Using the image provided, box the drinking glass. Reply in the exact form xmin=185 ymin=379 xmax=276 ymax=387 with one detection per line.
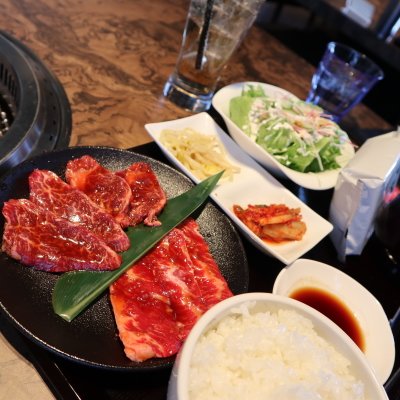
xmin=306 ymin=42 xmax=384 ymax=122
xmin=163 ymin=0 xmax=264 ymax=113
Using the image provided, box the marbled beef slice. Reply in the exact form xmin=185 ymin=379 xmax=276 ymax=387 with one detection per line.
xmin=2 ymin=199 xmax=121 ymax=272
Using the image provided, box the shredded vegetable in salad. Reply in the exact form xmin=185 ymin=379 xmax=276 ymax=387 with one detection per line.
xmin=160 ymin=128 xmax=240 ymax=181
xmin=229 ymin=85 xmax=350 ymax=173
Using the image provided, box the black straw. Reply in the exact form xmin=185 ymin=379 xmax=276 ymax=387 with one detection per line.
xmin=195 ymin=0 xmax=214 ymax=70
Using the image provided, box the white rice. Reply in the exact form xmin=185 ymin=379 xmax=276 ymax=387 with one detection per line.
xmin=189 ymin=302 xmax=365 ymax=400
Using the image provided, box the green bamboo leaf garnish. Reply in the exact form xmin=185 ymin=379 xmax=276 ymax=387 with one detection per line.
xmin=52 ymin=171 xmax=223 ymax=322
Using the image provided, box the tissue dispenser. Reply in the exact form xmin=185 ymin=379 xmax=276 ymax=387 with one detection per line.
xmin=329 ymin=131 xmax=400 ymax=261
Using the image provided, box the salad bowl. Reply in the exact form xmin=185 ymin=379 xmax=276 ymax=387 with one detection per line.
xmin=212 ymin=82 xmax=355 ymax=190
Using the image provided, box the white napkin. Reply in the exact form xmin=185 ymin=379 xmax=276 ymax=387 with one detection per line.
xmin=341 ymin=0 xmax=375 ymax=28
xmin=329 ymin=130 xmax=400 ymax=261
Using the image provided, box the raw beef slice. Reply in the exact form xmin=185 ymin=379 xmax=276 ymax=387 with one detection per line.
xmin=110 ymin=227 xmax=207 ymax=361
xmin=179 ymin=219 xmax=233 ymax=308
xmin=110 ymin=258 xmax=182 ymax=361
xmin=29 ymin=169 xmax=130 ymax=252
xmin=116 ymin=162 xmax=166 ymax=227
xmin=2 ymin=199 xmax=121 ymax=272
xmin=147 ymin=227 xmax=207 ymax=339
xmin=110 ymin=219 xmax=232 ymax=362
xmin=65 ymin=155 xmax=132 ymax=227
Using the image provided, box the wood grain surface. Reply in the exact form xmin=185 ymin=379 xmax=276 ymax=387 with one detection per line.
xmin=0 ymin=0 xmax=391 ymax=151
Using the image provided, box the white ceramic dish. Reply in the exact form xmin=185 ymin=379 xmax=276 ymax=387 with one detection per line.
xmin=272 ymin=258 xmax=395 ymax=384
xmin=167 ymin=292 xmax=389 ymax=400
xmin=212 ymin=81 xmax=355 ymax=190
xmin=145 ymin=113 xmax=333 ymax=265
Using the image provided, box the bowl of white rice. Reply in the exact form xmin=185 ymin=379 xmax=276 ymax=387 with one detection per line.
xmin=167 ymin=292 xmax=388 ymax=400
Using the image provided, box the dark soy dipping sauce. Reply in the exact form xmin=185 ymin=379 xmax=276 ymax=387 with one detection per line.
xmin=289 ymin=286 xmax=365 ymax=352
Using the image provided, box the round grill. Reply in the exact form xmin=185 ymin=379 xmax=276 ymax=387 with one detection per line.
xmin=0 ymin=31 xmax=71 ymax=175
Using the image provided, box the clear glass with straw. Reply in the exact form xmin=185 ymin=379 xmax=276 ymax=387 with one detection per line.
xmin=163 ymin=0 xmax=264 ymax=113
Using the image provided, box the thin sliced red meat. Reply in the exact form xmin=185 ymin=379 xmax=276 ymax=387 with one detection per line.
xmin=179 ymin=219 xmax=233 ymax=308
xmin=110 ymin=260 xmax=181 ymax=362
xmin=116 ymin=162 xmax=166 ymax=227
xmin=65 ymin=155 xmax=132 ymax=227
xmin=29 ymin=169 xmax=130 ymax=252
xmin=110 ymin=227 xmax=207 ymax=361
xmin=2 ymin=199 xmax=121 ymax=272
xmin=148 ymin=228 xmax=207 ymax=339
xmin=110 ymin=221 xmax=233 ymax=362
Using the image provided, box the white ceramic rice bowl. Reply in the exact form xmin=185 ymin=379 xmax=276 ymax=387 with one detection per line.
xmin=167 ymin=292 xmax=388 ymax=400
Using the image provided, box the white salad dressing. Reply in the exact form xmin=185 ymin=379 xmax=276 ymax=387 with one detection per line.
xmin=230 ymin=86 xmax=349 ymax=173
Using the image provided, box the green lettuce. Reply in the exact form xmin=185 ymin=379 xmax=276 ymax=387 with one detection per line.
xmin=229 ymin=85 xmax=345 ymax=173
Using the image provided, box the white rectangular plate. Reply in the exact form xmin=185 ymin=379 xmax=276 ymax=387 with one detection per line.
xmin=145 ymin=113 xmax=333 ymax=265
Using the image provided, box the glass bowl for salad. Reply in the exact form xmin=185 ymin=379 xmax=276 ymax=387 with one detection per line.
xmin=212 ymin=82 xmax=355 ymax=190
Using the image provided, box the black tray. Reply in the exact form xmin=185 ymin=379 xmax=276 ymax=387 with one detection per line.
xmin=1 ymin=141 xmax=399 ymax=400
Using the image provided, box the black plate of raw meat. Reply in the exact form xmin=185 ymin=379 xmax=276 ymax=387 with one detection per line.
xmin=0 ymin=146 xmax=249 ymax=371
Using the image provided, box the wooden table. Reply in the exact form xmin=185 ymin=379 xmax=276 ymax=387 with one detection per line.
xmin=0 ymin=1 xmax=397 ymax=399
xmin=0 ymin=0 xmax=391 ymax=151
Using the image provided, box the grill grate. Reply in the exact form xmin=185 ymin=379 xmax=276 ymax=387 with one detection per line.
xmin=0 ymin=31 xmax=71 ymax=175
xmin=0 ymin=53 xmax=18 ymax=135
xmin=0 ymin=109 xmax=10 ymax=136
